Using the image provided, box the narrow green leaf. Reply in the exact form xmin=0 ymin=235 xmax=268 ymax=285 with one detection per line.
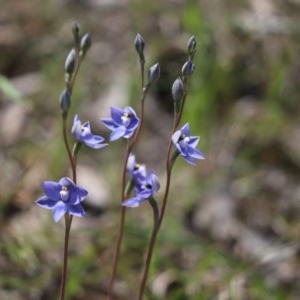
xmin=0 ymin=75 xmax=31 ymax=108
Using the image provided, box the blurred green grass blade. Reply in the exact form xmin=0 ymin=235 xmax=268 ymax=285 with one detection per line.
xmin=0 ymin=75 xmax=31 ymax=108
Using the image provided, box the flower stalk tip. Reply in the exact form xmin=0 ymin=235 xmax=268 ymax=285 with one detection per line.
xmin=134 ymin=33 xmax=145 ymax=56
xmin=187 ymin=36 xmax=196 ymax=58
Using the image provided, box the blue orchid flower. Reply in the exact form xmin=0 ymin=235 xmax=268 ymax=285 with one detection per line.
xmin=72 ymin=115 xmax=107 ymax=149
xmin=127 ymin=153 xmax=147 ymax=182
xmin=172 ymin=123 xmax=205 ymax=165
xmin=122 ymin=171 xmax=160 ymax=208
xmin=35 ymin=177 xmax=88 ymax=222
xmin=102 ymin=106 xmax=140 ymax=141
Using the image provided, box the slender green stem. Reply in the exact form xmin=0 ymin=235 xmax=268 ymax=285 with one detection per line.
xmin=141 ymin=61 xmax=145 ymax=89
xmin=60 ymin=119 xmax=77 ymax=300
xmin=137 ymin=223 xmax=157 ymax=300
xmin=137 ymin=198 xmax=159 ymax=300
xmin=175 ymin=76 xmax=190 ymax=129
xmin=60 ymin=122 xmax=75 ymax=300
xmin=137 ymin=140 xmax=174 ymax=300
xmin=67 ymin=57 xmax=83 ymax=95
xmin=108 ymin=205 xmax=126 ymax=300
xmin=137 ymin=92 xmax=183 ymax=299
xmin=60 ymin=215 xmax=73 ymax=300
xmin=59 ymin=47 xmax=83 ymax=300
xmin=62 ymin=119 xmax=76 ymax=180
xmin=107 ymin=147 xmax=130 ymax=300
xmin=107 ymin=83 xmax=150 ymax=299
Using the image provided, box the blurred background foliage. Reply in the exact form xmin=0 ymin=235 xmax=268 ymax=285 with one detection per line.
xmin=1 ymin=0 xmax=300 ymax=299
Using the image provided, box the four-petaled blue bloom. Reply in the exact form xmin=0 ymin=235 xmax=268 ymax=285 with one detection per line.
xmin=122 ymin=171 xmax=160 ymax=208
xmin=35 ymin=177 xmax=88 ymax=222
xmin=102 ymin=106 xmax=140 ymax=141
xmin=72 ymin=115 xmax=107 ymax=149
xmin=172 ymin=123 xmax=205 ymax=166
xmin=127 ymin=153 xmax=147 ymax=181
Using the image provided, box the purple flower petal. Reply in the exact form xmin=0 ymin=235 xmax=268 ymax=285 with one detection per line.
xmin=127 ymin=117 xmax=139 ymax=130
xmin=149 ymin=172 xmax=160 ymax=193
xmin=172 ymin=130 xmax=181 ymax=144
xmin=53 ymin=202 xmax=68 ymax=222
xmin=68 ymin=186 xmax=88 ymax=205
xmin=122 ymin=197 xmax=143 ymax=208
xmin=59 ymin=177 xmax=75 ymax=188
xmin=183 ymin=155 xmax=196 ymax=166
xmin=35 ymin=196 xmax=57 ymax=208
xmin=68 ymin=204 xmax=85 ymax=217
xmin=188 ymin=136 xmax=200 ymax=148
xmin=110 ymin=127 xmax=126 ymax=141
xmin=189 ymin=148 xmax=205 ymax=160
xmin=110 ymin=106 xmax=125 ymax=126
xmin=43 ymin=181 xmax=61 ymax=201
xmin=181 ymin=123 xmax=190 ymax=136
xmin=72 ymin=115 xmax=82 ymax=139
xmin=102 ymin=118 xmax=117 ymax=131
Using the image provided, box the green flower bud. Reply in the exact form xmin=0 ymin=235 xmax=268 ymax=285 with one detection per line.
xmin=64 ymin=48 xmax=77 ymax=74
xmin=80 ymin=33 xmax=92 ymax=57
xmin=148 ymin=63 xmax=160 ymax=84
xmin=172 ymin=77 xmax=184 ymax=103
xmin=60 ymin=89 xmax=71 ymax=115
xmin=134 ymin=33 xmax=145 ymax=56
xmin=72 ymin=22 xmax=80 ymax=48
xmin=181 ymin=61 xmax=195 ymax=77
xmin=187 ymin=36 xmax=196 ymax=57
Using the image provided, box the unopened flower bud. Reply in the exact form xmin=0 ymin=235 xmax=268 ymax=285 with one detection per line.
xmin=187 ymin=36 xmax=196 ymax=57
xmin=72 ymin=22 xmax=80 ymax=47
xmin=182 ymin=61 xmax=195 ymax=77
xmin=80 ymin=33 xmax=92 ymax=57
xmin=60 ymin=89 xmax=71 ymax=114
xmin=65 ymin=48 xmax=77 ymax=74
xmin=148 ymin=63 xmax=160 ymax=84
xmin=72 ymin=22 xmax=80 ymax=38
xmin=134 ymin=33 xmax=145 ymax=56
xmin=172 ymin=77 xmax=184 ymax=102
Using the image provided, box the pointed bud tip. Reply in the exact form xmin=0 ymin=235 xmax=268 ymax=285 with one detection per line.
xmin=148 ymin=63 xmax=160 ymax=84
xmin=134 ymin=33 xmax=145 ymax=55
xmin=60 ymin=89 xmax=71 ymax=113
xmin=80 ymin=33 xmax=92 ymax=56
xmin=172 ymin=77 xmax=184 ymax=102
xmin=72 ymin=22 xmax=80 ymax=36
xmin=187 ymin=36 xmax=196 ymax=56
xmin=64 ymin=48 xmax=77 ymax=74
xmin=182 ymin=61 xmax=195 ymax=77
